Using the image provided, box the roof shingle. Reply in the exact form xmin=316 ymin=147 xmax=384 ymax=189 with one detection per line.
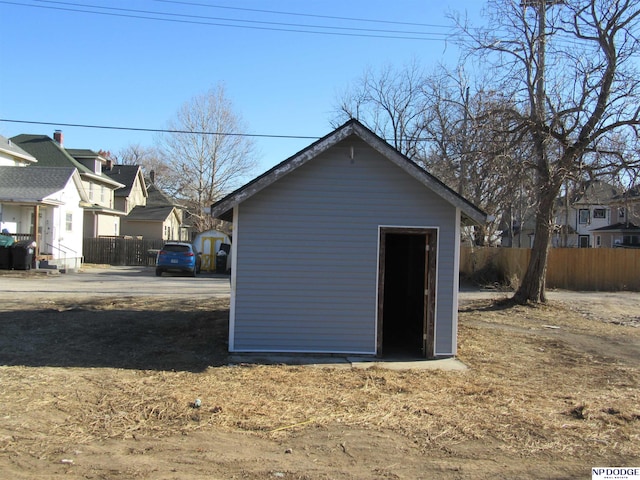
xmin=0 ymin=166 xmax=78 ymax=201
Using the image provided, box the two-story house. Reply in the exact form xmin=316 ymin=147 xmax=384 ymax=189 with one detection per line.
xmin=589 ymin=187 xmax=640 ymax=248
xmin=11 ymin=131 xmax=126 ymax=239
xmin=553 ymin=181 xmax=620 ymax=248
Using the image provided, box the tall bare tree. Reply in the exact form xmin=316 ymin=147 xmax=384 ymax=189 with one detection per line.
xmin=420 ymin=74 xmax=535 ymax=246
xmin=459 ymin=0 xmax=640 ymax=303
xmin=334 ymin=63 xmax=534 ymax=246
xmin=158 ymin=85 xmax=258 ymax=232
xmin=334 ymin=60 xmax=433 ymax=159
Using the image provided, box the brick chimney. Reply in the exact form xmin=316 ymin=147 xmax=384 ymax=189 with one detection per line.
xmin=53 ymin=130 xmax=63 ymax=146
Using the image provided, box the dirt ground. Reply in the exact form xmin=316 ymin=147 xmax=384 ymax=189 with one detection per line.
xmin=0 ymin=279 xmax=638 ymax=479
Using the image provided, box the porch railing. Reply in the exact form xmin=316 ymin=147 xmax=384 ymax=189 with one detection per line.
xmin=45 ymin=242 xmax=81 ymax=271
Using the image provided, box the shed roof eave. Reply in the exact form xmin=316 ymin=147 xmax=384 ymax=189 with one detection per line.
xmin=210 ymin=119 xmax=487 ymax=225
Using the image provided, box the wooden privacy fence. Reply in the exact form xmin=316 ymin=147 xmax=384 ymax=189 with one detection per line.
xmin=460 ymin=247 xmax=640 ymax=291
xmin=83 ymin=237 xmax=164 ymax=266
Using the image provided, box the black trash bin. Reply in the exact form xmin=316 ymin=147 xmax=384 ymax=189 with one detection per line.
xmin=215 ymin=251 xmax=227 ymax=273
xmin=11 ymin=240 xmax=36 ymax=270
xmin=0 ymin=246 xmax=11 ymax=269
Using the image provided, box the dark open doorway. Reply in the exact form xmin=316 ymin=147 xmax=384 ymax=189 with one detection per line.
xmin=377 ymin=228 xmax=436 ymax=358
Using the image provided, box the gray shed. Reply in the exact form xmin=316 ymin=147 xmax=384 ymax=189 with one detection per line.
xmin=211 ymin=120 xmax=486 ymax=358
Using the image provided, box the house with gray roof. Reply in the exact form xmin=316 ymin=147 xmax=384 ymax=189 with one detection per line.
xmin=11 ymin=132 xmax=126 ymax=239
xmin=101 ymin=163 xmax=191 ymax=241
xmin=211 ymin=119 xmax=486 ymax=358
xmin=0 ymin=165 xmax=88 ymax=270
xmin=125 ymin=180 xmax=191 ymax=241
xmin=102 ymin=164 xmax=148 ymax=214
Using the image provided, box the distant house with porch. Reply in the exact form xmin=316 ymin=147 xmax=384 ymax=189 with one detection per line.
xmin=590 ymin=222 xmax=640 ymax=248
xmin=551 ymin=181 xmax=640 ymax=248
xmin=0 ymin=134 xmax=88 ymax=269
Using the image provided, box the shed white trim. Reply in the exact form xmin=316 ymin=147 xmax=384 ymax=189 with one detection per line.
xmin=228 ymin=205 xmax=239 ymax=351
xmin=441 ymin=208 xmax=462 ymax=357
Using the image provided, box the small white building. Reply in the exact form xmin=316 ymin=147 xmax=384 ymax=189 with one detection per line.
xmin=0 ymin=166 xmax=88 ymax=270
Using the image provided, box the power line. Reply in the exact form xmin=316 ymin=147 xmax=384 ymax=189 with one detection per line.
xmin=0 ymin=118 xmax=322 ymax=140
xmin=32 ymin=0 xmax=449 ymax=36
xmin=0 ymin=118 xmax=434 ymax=144
xmin=2 ymin=0 xmax=457 ymax=41
xmin=11 ymin=116 xmax=568 ymax=154
xmin=152 ymin=0 xmax=451 ymax=29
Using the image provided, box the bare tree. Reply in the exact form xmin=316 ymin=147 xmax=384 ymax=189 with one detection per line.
xmin=420 ymin=73 xmax=536 ymax=246
xmin=334 ymin=63 xmax=534 ymax=246
xmin=334 ymin=60 xmax=433 ymax=158
xmin=458 ymin=0 xmax=640 ymax=303
xmin=111 ymin=144 xmax=176 ymax=189
xmin=157 ymin=85 xmax=258 ymax=232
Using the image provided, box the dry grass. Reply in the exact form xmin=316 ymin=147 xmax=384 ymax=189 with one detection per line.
xmin=0 ymin=296 xmax=638 ymax=465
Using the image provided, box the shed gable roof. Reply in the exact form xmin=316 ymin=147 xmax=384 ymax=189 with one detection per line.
xmin=211 ymin=119 xmax=486 ymax=224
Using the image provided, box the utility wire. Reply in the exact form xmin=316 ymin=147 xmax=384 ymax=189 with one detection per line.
xmin=152 ymin=0 xmax=451 ymax=29
xmin=0 ymin=118 xmax=322 ymax=140
xmin=31 ymin=0 xmax=449 ymax=36
xmin=3 ymin=0 xmax=456 ymax=40
xmin=0 ymin=118 xmax=433 ymax=143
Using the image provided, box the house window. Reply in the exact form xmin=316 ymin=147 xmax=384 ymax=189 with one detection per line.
xmin=65 ymin=212 xmax=73 ymax=232
xmin=623 ymin=235 xmax=640 ymax=246
xmin=100 ymin=186 xmax=105 ymax=204
xmin=619 ymin=207 xmax=626 ymax=220
xmin=593 ymin=208 xmax=606 ymax=219
xmin=88 ymin=184 xmax=94 ymax=201
xmin=596 ymin=235 xmax=601 ymax=247
xmin=578 ymin=209 xmax=590 ymax=224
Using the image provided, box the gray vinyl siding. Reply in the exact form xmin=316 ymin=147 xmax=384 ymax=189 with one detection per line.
xmin=232 ymin=137 xmax=458 ymax=354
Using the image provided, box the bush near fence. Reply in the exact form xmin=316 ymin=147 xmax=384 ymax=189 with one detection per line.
xmin=83 ymin=237 xmax=164 ymax=266
xmin=460 ymin=247 xmax=640 ymax=291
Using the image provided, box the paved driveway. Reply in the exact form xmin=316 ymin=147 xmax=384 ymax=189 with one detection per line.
xmin=0 ymin=266 xmax=231 ymax=299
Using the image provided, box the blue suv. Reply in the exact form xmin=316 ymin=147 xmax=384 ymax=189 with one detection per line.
xmin=156 ymin=242 xmax=202 ymax=277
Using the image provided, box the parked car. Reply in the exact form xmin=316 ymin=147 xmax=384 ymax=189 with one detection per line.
xmin=156 ymin=242 xmax=202 ymax=277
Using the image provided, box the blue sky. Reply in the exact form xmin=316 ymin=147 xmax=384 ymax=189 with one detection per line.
xmin=0 ymin=1 xmax=483 ymax=174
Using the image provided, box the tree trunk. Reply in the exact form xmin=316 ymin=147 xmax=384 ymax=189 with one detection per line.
xmin=513 ymin=186 xmax=557 ymax=304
